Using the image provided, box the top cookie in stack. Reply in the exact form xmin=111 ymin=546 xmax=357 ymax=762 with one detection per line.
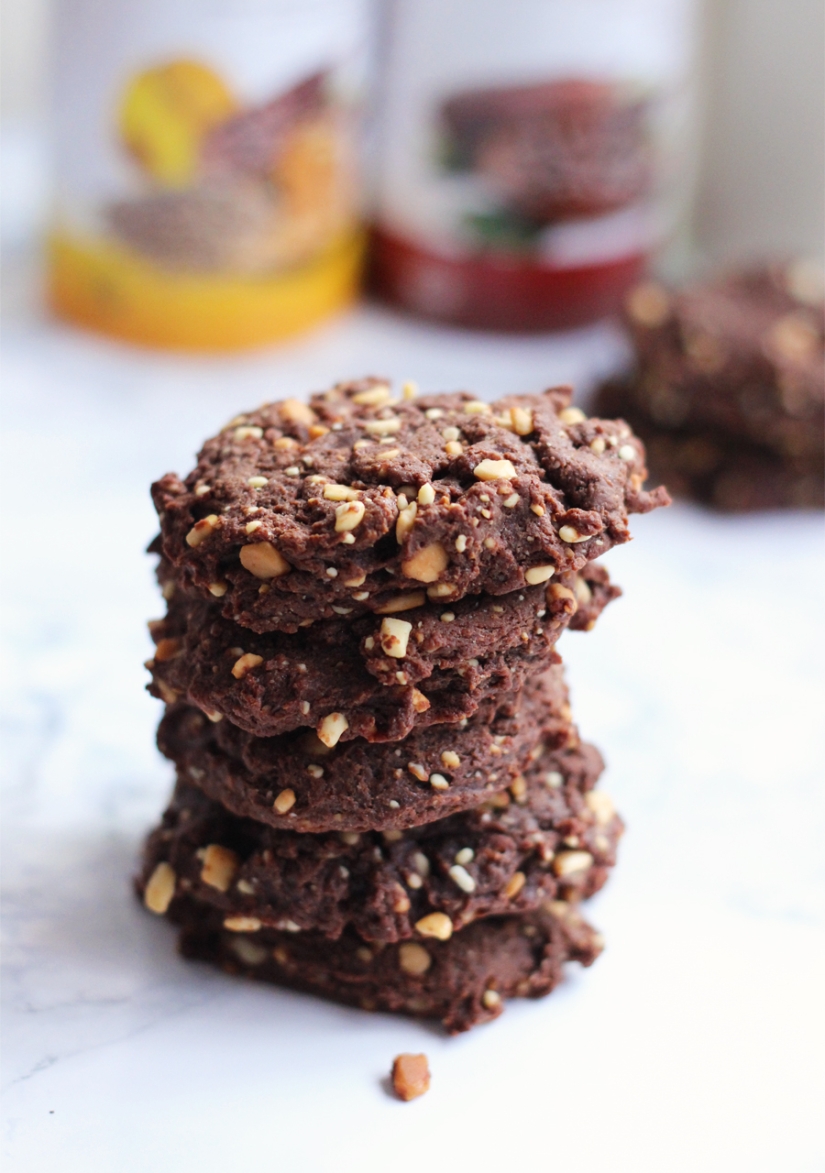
xmin=151 ymin=379 xmax=668 ymax=634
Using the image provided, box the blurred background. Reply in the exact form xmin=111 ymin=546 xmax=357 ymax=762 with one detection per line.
xmin=1 ymin=0 xmax=823 ymax=323
xmin=1 ymin=3 xmax=823 ymax=1171
xmin=2 ymin=1 xmax=823 ymax=269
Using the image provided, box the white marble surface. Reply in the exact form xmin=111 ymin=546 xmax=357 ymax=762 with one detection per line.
xmin=2 ymin=302 xmax=824 ymax=1173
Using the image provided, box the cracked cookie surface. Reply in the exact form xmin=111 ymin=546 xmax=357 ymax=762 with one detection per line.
xmin=157 ymin=665 xmax=590 ymax=832
xmin=152 ymin=380 xmax=665 ymax=631
xmin=148 ymin=565 xmax=618 ymax=743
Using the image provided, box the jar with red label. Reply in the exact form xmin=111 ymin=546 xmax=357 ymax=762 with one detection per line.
xmin=369 ymin=0 xmax=698 ymax=331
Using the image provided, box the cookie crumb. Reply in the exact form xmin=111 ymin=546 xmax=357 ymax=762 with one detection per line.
xmin=391 ymin=1053 xmax=431 ymax=1101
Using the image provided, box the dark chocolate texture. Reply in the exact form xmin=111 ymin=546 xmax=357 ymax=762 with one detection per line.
xmin=155 ymin=895 xmax=604 ymax=1033
xmin=138 ymin=743 xmax=619 ymax=942
xmin=147 ymin=565 xmax=618 ymax=743
xmin=157 ymin=665 xmax=596 ymax=832
xmin=151 ymin=380 xmax=666 ymax=632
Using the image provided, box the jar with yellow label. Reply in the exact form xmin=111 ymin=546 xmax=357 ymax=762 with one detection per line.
xmin=49 ymin=0 xmax=368 ymax=350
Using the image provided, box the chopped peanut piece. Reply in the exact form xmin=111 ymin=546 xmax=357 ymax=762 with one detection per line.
xmin=463 ymin=400 xmax=491 ymax=414
xmin=380 ymin=617 xmax=412 ymax=659
xmin=280 ymin=398 xmax=317 ymax=427
xmin=426 ymin=584 xmax=455 ymax=602
xmin=558 ymin=525 xmax=590 ymax=543
xmin=374 ymin=592 xmax=426 ymax=614
xmin=510 ymin=774 xmax=527 ymax=803
xmin=231 ymin=937 xmax=268 ymax=966
xmin=273 ymin=788 xmax=296 ymax=814
xmin=240 ymin=542 xmax=290 ymax=579
xmin=317 ymin=712 xmax=349 ymax=747
xmin=363 ymin=416 xmax=402 ymax=435
xmin=402 ymin=542 xmax=448 ymax=583
xmin=548 ymin=583 xmax=577 ymax=611
xmin=391 ymin=1053 xmax=431 ymax=1101
xmin=144 ymin=862 xmax=175 ymax=914
xmin=573 ymin=576 xmax=593 ymax=604
xmin=185 ymin=515 xmax=220 ymax=547
xmin=415 ymin=912 xmax=453 ymax=940
xmin=411 ymin=689 xmax=431 ymax=713
xmin=417 ymin=483 xmax=436 ymax=506
xmin=352 ymin=384 xmax=391 ymax=406
xmin=559 ymin=406 xmax=587 ymax=425
xmin=396 ymin=501 xmax=417 ymax=542
xmin=335 ymin=500 xmax=366 ymax=532
xmin=553 ymin=850 xmax=594 ymax=877
xmin=153 ymin=638 xmax=181 ymax=662
xmin=155 ymin=680 xmax=180 ymax=705
xmin=510 ymin=407 xmax=533 ymax=435
xmin=474 ymin=459 xmax=517 ymax=481
xmin=223 ymin=916 xmax=262 ymax=932
xmin=323 ymin=483 xmax=360 ymax=501
xmin=585 ymin=791 xmax=615 ymax=825
xmin=398 ymin=943 xmax=432 ymax=976
xmin=392 ymin=886 xmax=411 ymax=913
xmin=504 ymin=871 xmax=526 ymax=899
xmin=448 ymin=864 xmax=475 ymax=892
xmin=232 ymin=653 xmax=263 ymax=679
xmin=524 ymin=564 xmax=555 ymax=585
xmin=200 ymin=844 xmax=238 ymax=892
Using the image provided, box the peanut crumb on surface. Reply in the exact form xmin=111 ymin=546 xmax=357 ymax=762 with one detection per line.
xmin=391 ymin=1053 xmax=431 ymax=1101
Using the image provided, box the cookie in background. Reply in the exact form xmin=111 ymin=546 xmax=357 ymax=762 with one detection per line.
xmin=595 ymin=261 xmax=825 ymax=510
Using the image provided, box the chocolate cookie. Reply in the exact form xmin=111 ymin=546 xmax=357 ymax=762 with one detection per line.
xmin=151 ymin=380 xmax=666 ymax=632
xmin=157 ymin=894 xmax=604 ymax=1032
xmin=631 ymin=428 xmax=825 ymax=511
xmin=596 ymin=263 xmax=824 ymax=509
xmin=138 ymin=743 xmax=619 ymax=942
xmin=147 ymin=564 xmax=618 ymax=743
xmin=157 ymin=665 xmax=592 ymax=832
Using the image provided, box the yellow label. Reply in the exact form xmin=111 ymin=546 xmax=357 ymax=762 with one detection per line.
xmin=48 ymin=230 xmax=364 ymax=352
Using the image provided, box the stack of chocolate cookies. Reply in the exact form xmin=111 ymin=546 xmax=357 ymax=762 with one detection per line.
xmin=596 ymin=263 xmax=825 ymax=511
xmin=138 ymin=379 xmax=667 ymax=1031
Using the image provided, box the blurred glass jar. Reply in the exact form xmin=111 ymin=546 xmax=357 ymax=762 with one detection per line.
xmin=48 ymin=0 xmax=369 ymax=351
xmin=369 ymin=0 xmax=699 ymax=331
